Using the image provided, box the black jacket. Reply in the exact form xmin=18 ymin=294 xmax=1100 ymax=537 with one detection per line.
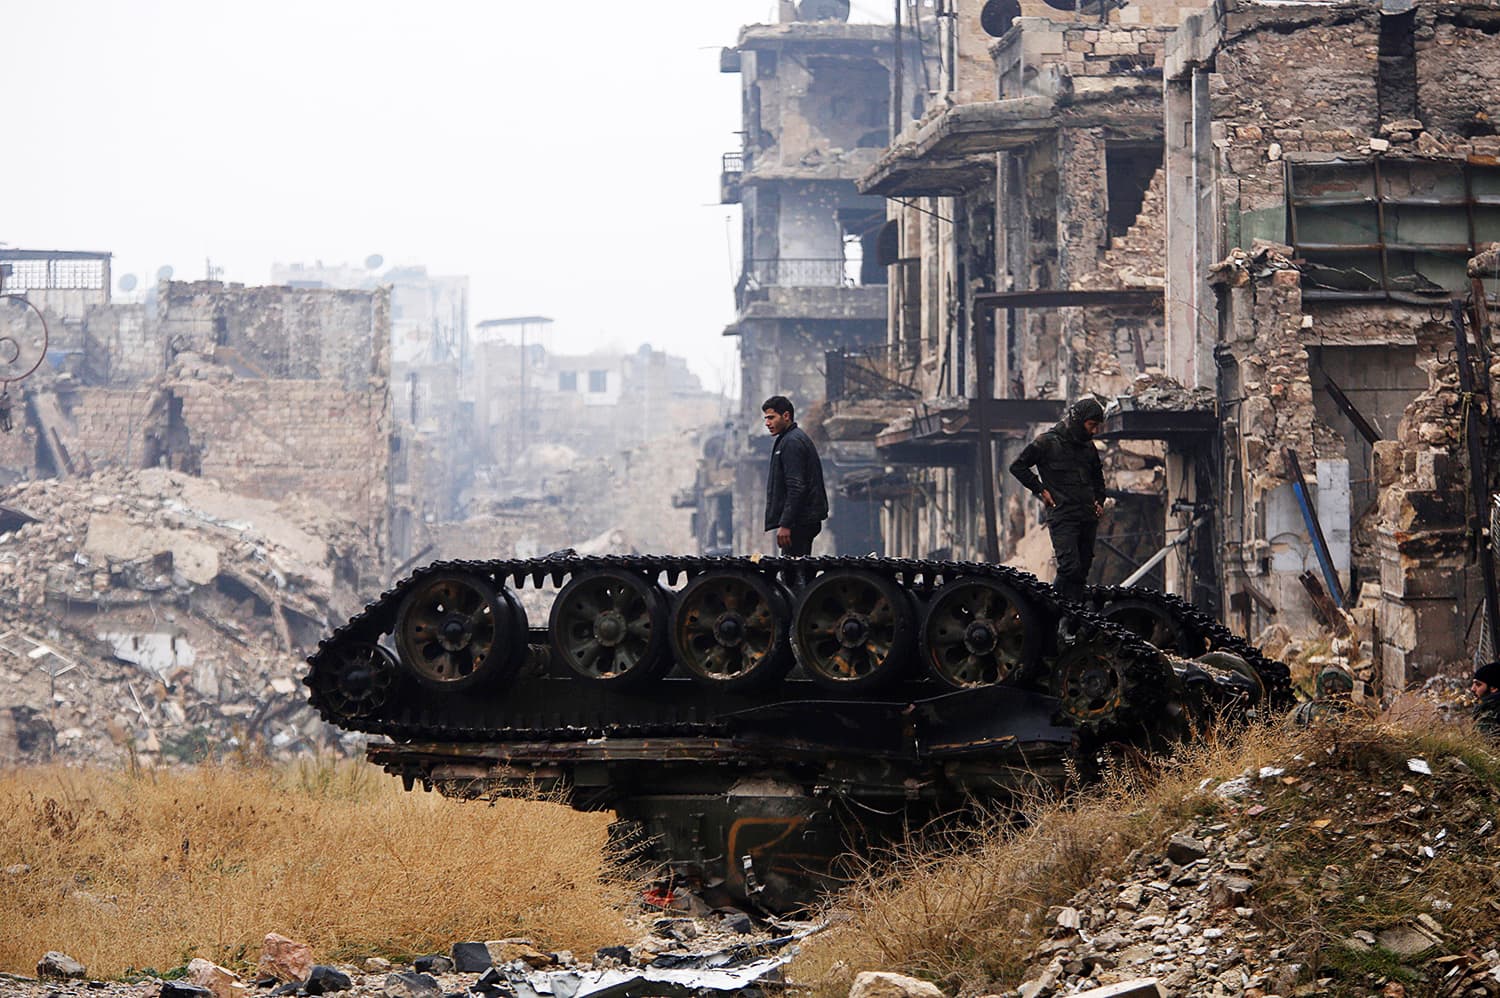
xmin=1475 ymin=692 xmax=1500 ymax=735
xmin=764 ymin=424 xmax=829 ymax=530
xmin=1009 ymin=408 xmax=1105 ymax=524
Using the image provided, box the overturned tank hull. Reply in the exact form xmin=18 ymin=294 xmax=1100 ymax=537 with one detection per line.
xmin=306 ymin=555 xmax=1290 ymax=910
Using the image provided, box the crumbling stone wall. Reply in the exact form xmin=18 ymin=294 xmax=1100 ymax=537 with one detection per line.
xmin=1371 ymin=325 xmax=1474 ymax=685
xmin=58 ymin=387 xmax=163 ymax=471
xmin=1415 ymin=14 xmax=1500 ymax=137
xmin=1212 ymin=256 xmax=1347 ymax=632
xmin=156 ymin=281 xmax=388 ymax=391
xmin=169 ymin=378 xmax=389 ymax=555
xmin=737 ymin=24 xmax=894 ymax=179
xmin=81 ymin=304 xmax=158 ymax=385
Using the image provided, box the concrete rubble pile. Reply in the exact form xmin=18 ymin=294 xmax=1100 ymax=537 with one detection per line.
xmin=1010 ymin=729 xmax=1500 ymax=997
xmin=0 ymin=468 xmax=381 ymax=766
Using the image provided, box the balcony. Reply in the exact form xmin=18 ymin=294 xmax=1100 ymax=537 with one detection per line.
xmin=732 ymin=257 xmax=887 ymax=321
xmin=720 ymin=151 xmax=744 ymax=204
xmin=743 ymin=257 xmax=850 ymax=287
xmin=826 ymin=345 xmax=919 ymax=403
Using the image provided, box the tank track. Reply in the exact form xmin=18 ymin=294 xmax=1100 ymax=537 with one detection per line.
xmin=306 ymin=554 xmax=1280 ymax=744
xmin=1085 ymin=584 xmax=1294 ymax=707
xmin=306 ymin=554 xmax=1288 ymax=911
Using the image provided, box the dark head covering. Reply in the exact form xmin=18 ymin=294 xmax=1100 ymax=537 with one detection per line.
xmin=1316 ymin=666 xmax=1354 ymax=697
xmin=1061 ymin=397 xmax=1105 ymax=438
xmin=1475 ymin=660 xmax=1500 ymax=687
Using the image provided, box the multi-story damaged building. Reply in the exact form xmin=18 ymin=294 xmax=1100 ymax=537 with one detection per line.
xmin=847 ymin=0 xmax=1187 ymax=577
xmin=1161 ymin=0 xmax=1500 ymax=685
xmin=695 ymin=2 xmax=911 ymax=557
xmin=825 ymin=0 xmax=1499 ymax=688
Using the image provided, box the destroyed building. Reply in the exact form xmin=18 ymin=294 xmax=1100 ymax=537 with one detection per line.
xmin=770 ymin=0 xmax=1500 ymax=689
xmin=0 ymin=249 xmax=723 ymax=763
xmin=688 ymin=1 xmax=913 ymax=556
xmin=1162 ymin=0 xmax=1500 ymax=686
xmin=271 ymin=259 xmax=474 ymax=556
xmin=831 ymin=0 xmax=1190 ymax=578
xmin=0 ymin=254 xmax=393 ymax=564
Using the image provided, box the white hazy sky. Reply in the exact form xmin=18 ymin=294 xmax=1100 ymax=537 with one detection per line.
xmin=1 ymin=1 xmax=891 ymax=396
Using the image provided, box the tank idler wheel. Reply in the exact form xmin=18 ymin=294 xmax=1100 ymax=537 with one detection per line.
xmin=671 ymin=569 xmax=794 ymax=692
xmin=921 ymin=577 xmax=1041 ymax=689
xmin=791 ymin=569 xmax=915 ymax=693
xmin=1095 ymin=595 xmax=1202 ymax=656
xmin=1050 ymin=626 xmax=1130 ymax=730
xmin=312 ymin=641 xmax=398 ymax=717
xmin=1197 ymin=649 xmax=1266 ymax=706
xmin=550 ymin=568 xmax=670 ymax=688
xmin=394 ymin=572 xmax=527 ymax=692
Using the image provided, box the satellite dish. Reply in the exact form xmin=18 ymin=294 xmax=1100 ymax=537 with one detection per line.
xmin=118 ymin=274 xmax=139 ymax=292
xmin=365 ymin=254 xmax=384 ymax=270
xmin=982 ymin=0 xmax=1022 ymax=35
xmin=156 ymin=265 xmax=175 ymax=282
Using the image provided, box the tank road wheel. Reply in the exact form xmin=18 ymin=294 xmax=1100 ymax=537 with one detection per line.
xmin=670 ymin=569 xmax=794 ymax=692
xmin=310 ymin=641 xmax=398 ymax=718
xmin=791 ymin=569 xmax=915 ymax=693
xmin=394 ymin=572 xmax=526 ymax=693
xmin=1096 ymin=596 xmax=1200 ymax=655
xmin=1197 ymin=649 xmax=1265 ymax=706
xmin=921 ymin=577 xmax=1041 ymax=689
xmin=1050 ymin=625 xmax=1130 ymax=730
xmin=550 ymin=569 xmax=670 ymax=688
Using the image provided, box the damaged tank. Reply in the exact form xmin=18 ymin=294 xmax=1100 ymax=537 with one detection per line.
xmin=305 ymin=554 xmax=1291 ymax=910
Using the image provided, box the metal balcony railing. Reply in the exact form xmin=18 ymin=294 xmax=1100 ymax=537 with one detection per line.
xmin=826 ymin=344 xmax=921 ymax=402
xmin=744 ymin=258 xmax=851 ymax=288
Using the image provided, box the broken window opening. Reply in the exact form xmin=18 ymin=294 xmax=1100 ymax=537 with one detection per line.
xmin=1377 ymin=10 xmax=1417 ymax=124
xmin=1288 ymin=159 xmax=1500 ymax=299
xmin=558 ymin=371 xmax=577 ymax=392
xmin=1105 ymin=143 xmax=1163 ymax=245
xmin=587 ymin=370 xmax=608 ymax=393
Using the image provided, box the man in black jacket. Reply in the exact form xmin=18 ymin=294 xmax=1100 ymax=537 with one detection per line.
xmin=1009 ymin=397 xmax=1107 ymax=602
xmin=763 ymin=395 xmax=829 ymax=556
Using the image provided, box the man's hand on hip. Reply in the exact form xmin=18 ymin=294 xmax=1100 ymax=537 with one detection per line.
xmin=1040 ymin=489 xmax=1056 ymax=508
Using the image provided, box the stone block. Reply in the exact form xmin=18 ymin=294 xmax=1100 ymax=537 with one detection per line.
xmin=305 ymin=966 xmax=353 ymax=995
xmin=849 ymin=971 xmax=946 ymax=998
xmin=1073 ymin=981 xmax=1165 ymax=998
xmin=258 ymin=933 xmax=314 ymax=983
xmin=451 ymin=942 xmax=493 ymax=973
xmin=185 ymin=958 xmax=247 ymax=998
xmin=382 ymin=973 xmax=441 ymax=998
xmin=1166 ymin=832 xmax=1207 ymax=864
xmin=37 ymin=952 xmax=86 ymax=980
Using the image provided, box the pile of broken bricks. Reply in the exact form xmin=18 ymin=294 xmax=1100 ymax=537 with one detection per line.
xmin=0 ymin=468 xmax=380 ymax=766
xmin=1006 ymin=748 xmax=1500 ymax=997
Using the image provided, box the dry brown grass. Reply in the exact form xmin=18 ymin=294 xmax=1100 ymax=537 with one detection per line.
xmin=793 ymin=719 xmax=1309 ymax=997
xmin=0 ymin=757 xmax=637 ymax=979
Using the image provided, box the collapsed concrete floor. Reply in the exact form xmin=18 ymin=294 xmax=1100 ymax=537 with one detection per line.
xmin=0 ymin=469 xmax=382 ymax=766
